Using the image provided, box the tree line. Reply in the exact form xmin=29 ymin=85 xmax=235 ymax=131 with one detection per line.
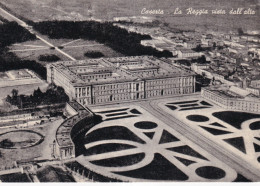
xmin=0 ymin=22 xmax=46 ymax=79
xmin=0 ymin=22 xmax=36 ymax=48
xmin=6 ymin=84 xmax=69 ymax=109
xmin=38 ymin=54 xmax=60 ymax=62
xmin=32 ymin=21 xmax=173 ymax=58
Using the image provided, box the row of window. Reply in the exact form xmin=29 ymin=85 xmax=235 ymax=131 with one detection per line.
xmin=146 ymin=78 xmax=193 ymax=85
xmin=203 ymin=91 xmax=260 ymax=112
xmin=146 ymin=84 xmax=193 ymax=90
xmin=81 ymin=73 xmax=112 ymax=80
xmin=94 ymin=93 xmax=144 ymax=103
xmin=93 ymin=83 xmax=143 ymax=91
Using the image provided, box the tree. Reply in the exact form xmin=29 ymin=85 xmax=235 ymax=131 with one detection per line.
xmin=237 ymin=28 xmax=244 ymax=36
xmin=38 ymin=54 xmax=60 ymax=62
xmin=32 ymin=21 xmax=173 ymax=58
xmin=11 ymin=89 xmax=18 ymax=98
xmin=5 ymin=95 xmax=11 ymax=103
xmin=194 ymin=44 xmax=203 ymax=52
xmin=33 ymin=87 xmax=43 ymax=98
xmin=197 ymin=55 xmax=207 ymax=64
xmin=84 ymin=51 xmax=104 ymax=58
xmin=202 ymin=72 xmax=206 ymax=79
xmin=0 ymin=139 xmax=14 ymax=148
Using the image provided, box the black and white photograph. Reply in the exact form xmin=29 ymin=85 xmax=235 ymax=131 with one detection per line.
xmin=0 ymin=0 xmax=259 ymax=183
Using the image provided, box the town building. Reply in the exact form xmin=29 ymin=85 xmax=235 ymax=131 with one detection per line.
xmin=47 ymin=56 xmax=196 ymax=106
xmin=191 ymin=63 xmax=210 ymax=74
xmin=177 ymin=49 xmax=202 ymax=58
xmin=201 ymin=85 xmax=260 ymax=113
xmin=141 ymin=39 xmax=175 ymax=52
xmin=251 ymin=80 xmax=260 ymax=88
xmin=0 ymin=109 xmax=49 ymax=129
xmin=183 ymin=41 xmax=199 ymax=49
xmin=246 ymin=87 xmax=260 ymax=96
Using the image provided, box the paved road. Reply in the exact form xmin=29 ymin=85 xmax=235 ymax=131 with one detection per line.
xmin=138 ymin=99 xmax=260 ymax=181
xmin=0 ymin=7 xmax=76 ymax=61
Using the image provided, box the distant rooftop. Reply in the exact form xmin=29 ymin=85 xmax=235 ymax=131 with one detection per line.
xmin=204 ymin=85 xmax=260 ymax=100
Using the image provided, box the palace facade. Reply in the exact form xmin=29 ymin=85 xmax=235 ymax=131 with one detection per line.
xmin=47 ymin=56 xmax=195 ymax=105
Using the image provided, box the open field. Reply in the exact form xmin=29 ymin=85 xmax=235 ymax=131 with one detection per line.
xmin=61 ymin=39 xmax=123 ymax=60
xmin=8 ymin=38 xmax=123 ymax=63
xmin=1 ymin=0 xmax=259 ymax=31
xmin=8 ymin=39 xmax=71 ymax=63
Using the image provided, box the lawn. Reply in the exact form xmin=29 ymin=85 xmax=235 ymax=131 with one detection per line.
xmin=159 ymin=130 xmax=179 ymax=144
xmin=84 ymin=143 xmax=135 ymax=156
xmin=129 ymin=109 xmax=142 ymax=115
xmin=105 ymin=115 xmax=137 ymax=121
xmin=169 ymin=100 xmax=198 ymax=105
xmin=62 ymin=39 xmax=123 ymax=60
xmin=105 ymin=112 xmax=128 ymax=117
xmin=167 ymin=145 xmax=208 ymax=160
xmin=186 ymin=115 xmax=209 ymax=122
xmin=212 ymin=111 xmax=260 ymax=130
xmin=134 ymin=121 xmax=158 ymax=129
xmin=224 ymin=137 xmax=246 ymax=153
xmin=91 ymin=153 xmax=145 ymax=167
xmin=9 ymin=38 xmax=123 ymax=64
xmin=200 ymin=126 xmax=232 ymax=136
xmin=179 ymin=106 xmax=209 ymax=111
xmin=179 ymin=104 xmax=199 ymax=108
xmin=165 ymin=105 xmax=177 ymax=111
xmin=8 ymin=39 xmax=70 ymax=64
xmin=84 ymin=126 xmax=145 ymax=144
xmin=249 ymin=121 xmax=260 ymax=130
xmin=195 ymin=166 xmax=226 ymax=179
xmin=114 ymin=153 xmax=188 ymax=181
xmin=97 ymin=108 xmax=129 ymax=114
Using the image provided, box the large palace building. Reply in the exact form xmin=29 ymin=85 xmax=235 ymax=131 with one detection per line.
xmin=47 ymin=56 xmax=195 ymax=105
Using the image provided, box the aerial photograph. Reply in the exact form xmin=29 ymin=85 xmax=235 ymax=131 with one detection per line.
xmin=0 ymin=0 xmax=259 ymax=183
